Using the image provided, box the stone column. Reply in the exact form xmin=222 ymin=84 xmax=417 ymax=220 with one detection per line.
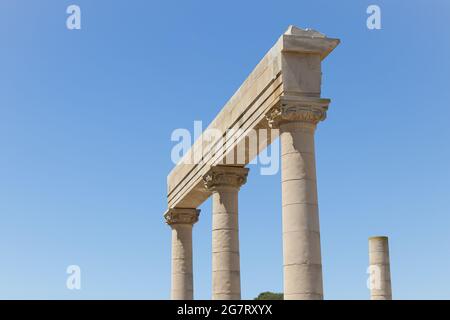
xmin=203 ymin=165 xmax=249 ymax=300
xmin=267 ymin=97 xmax=329 ymax=300
xmin=369 ymin=236 xmax=392 ymax=300
xmin=164 ymin=208 xmax=200 ymax=300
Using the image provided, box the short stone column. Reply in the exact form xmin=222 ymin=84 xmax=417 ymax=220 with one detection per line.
xmin=164 ymin=208 xmax=200 ymax=300
xmin=368 ymin=236 xmax=392 ymax=300
xmin=203 ymin=165 xmax=249 ymax=300
xmin=267 ymin=98 xmax=329 ymax=300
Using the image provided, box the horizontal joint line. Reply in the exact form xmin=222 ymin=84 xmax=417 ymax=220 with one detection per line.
xmin=281 ymin=151 xmax=315 ymax=157
xmin=282 ymin=177 xmax=316 ymax=183
xmin=282 ymin=202 xmax=318 ymax=207
xmin=284 ymin=263 xmax=322 ymax=267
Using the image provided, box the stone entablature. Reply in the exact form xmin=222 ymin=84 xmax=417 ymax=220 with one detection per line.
xmin=167 ymin=26 xmax=339 ymax=210
xmin=163 ymin=25 xmax=351 ymax=301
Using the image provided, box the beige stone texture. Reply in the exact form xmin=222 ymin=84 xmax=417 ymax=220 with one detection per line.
xmin=165 ymin=208 xmax=199 ymax=300
xmin=167 ymin=26 xmax=339 ymax=210
xmin=164 ymin=25 xmax=340 ymax=301
xmin=203 ymin=166 xmax=249 ymax=300
xmin=369 ymin=236 xmax=392 ymax=300
xmin=278 ymin=120 xmax=324 ymax=300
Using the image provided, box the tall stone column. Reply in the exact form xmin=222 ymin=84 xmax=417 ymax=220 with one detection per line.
xmin=368 ymin=236 xmax=392 ymax=300
xmin=164 ymin=208 xmax=200 ymax=300
xmin=203 ymin=165 xmax=249 ymax=300
xmin=267 ymin=97 xmax=329 ymax=300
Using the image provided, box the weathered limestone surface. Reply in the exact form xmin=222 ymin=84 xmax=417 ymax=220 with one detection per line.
xmin=165 ymin=25 xmax=340 ymax=301
xmin=165 ymin=208 xmax=200 ymax=300
xmin=167 ymin=26 xmax=339 ymax=210
xmin=267 ymin=98 xmax=328 ymax=300
xmin=369 ymin=236 xmax=392 ymax=300
xmin=203 ymin=166 xmax=249 ymax=300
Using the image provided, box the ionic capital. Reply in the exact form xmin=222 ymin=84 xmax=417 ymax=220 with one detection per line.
xmin=203 ymin=166 xmax=249 ymax=192
xmin=164 ymin=208 xmax=200 ymax=226
xmin=266 ymin=96 xmax=330 ymax=128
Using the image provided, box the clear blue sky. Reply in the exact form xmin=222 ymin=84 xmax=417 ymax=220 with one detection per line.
xmin=1 ymin=0 xmax=449 ymax=299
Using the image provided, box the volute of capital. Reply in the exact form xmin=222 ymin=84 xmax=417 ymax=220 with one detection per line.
xmin=266 ymin=97 xmax=330 ymax=128
xmin=164 ymin=208 xmax=200 ymax=226
xmin=203 ymin=166 xmax=249 ymax=191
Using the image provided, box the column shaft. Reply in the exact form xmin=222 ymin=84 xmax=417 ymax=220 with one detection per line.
xmin=171 ymin=224 xmax=194 ymax=300
xmin=369 ymin=236 xmax=392 ymax=300
xmin=212 ymin=188 xmax=240 ymax=300
xmin=165 ymin=208 xmax=199 ymax=300
xmin=204 ymin=165 xmax=248 ymax=300
xmin=280 ymin=121 xmax=323 ymax=300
